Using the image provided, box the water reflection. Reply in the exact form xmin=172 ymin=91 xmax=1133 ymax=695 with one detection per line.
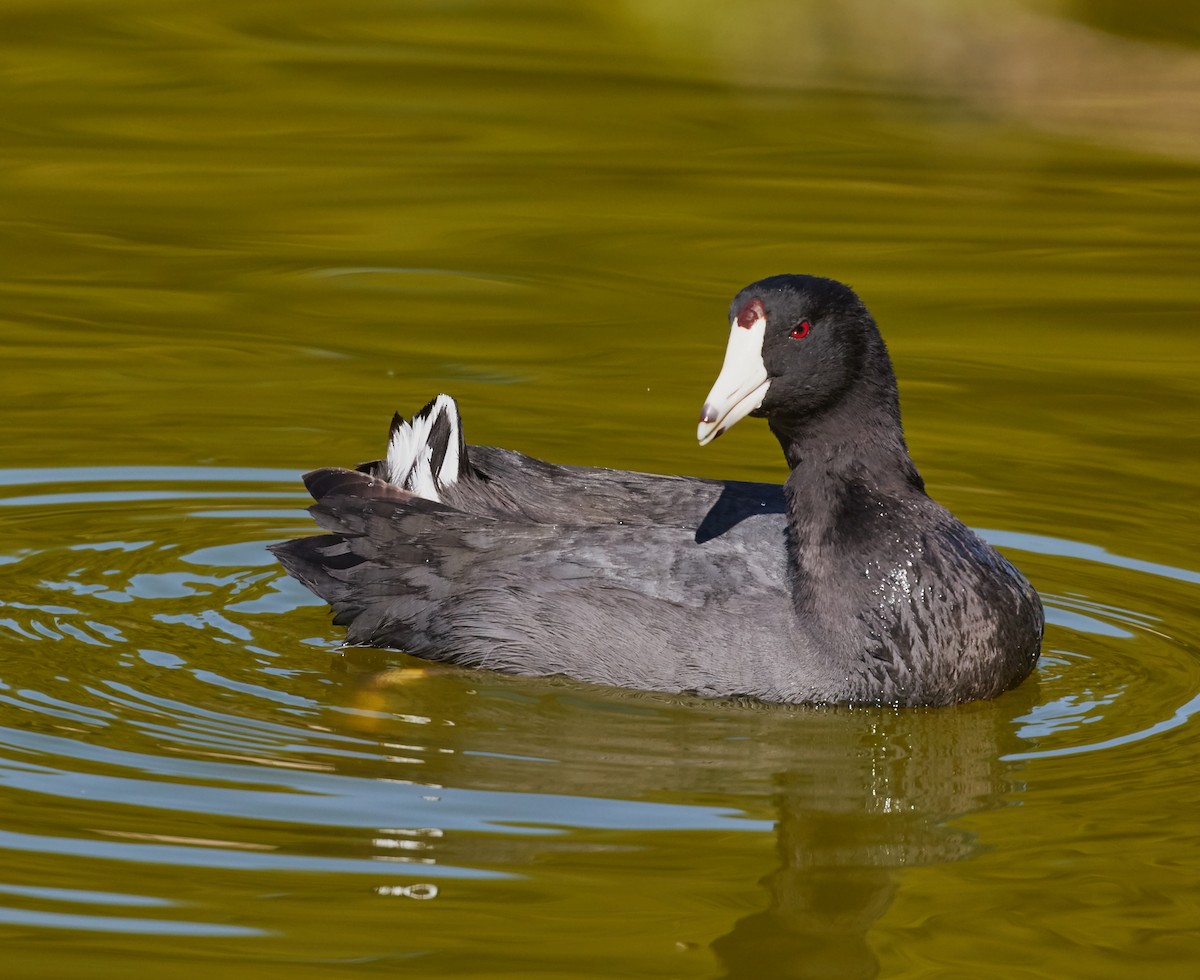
xmin=339 ymin=655 xmax=1038 ymax=977
xmin=1 ymin=0 xmax=1198 ymax=970
xmin=0 ymin=449 xmax=1197 ymax=969
xmin=714 ymin=703 xmax=1029 ymax=978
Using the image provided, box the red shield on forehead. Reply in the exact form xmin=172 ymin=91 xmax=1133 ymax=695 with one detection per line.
xmin=736 ymin=299 xmax=764 ymax=329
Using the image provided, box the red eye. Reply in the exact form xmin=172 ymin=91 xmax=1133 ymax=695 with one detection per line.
xmin=790 ymin=320 xmax=811 ymax=340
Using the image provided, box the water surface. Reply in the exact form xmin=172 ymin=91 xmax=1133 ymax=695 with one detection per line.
xmin=2 ymin=1 xmax=1199 ymax=977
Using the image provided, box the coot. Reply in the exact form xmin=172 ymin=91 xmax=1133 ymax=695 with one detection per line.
xmin=272 ymin=275 xmax=1043 ymax=706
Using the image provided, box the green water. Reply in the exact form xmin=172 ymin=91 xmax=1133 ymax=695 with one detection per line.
xmin=3 ymin=1 xmax=1200 ymax=976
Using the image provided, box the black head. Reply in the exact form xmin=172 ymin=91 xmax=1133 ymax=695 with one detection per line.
xmin=699 ymin=274 xmax=899 ymax=447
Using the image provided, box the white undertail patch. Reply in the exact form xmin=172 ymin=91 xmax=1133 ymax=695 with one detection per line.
xmin=384 ymin=394 xmax=463 ymax=502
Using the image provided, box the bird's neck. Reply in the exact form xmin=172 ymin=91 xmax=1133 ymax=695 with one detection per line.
xmin=773 ymin=370 xmax=922 ymax=498
xmin=774 ymin=376 xmax=928 ymax=613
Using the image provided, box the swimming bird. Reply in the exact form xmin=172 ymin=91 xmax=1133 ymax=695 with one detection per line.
xmin=271 ymin=275 xmax=1043 ymax=706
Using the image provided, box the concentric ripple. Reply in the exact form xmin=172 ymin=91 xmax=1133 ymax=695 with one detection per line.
xmin=0 ymin=466 xmax=1197 ymax=954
